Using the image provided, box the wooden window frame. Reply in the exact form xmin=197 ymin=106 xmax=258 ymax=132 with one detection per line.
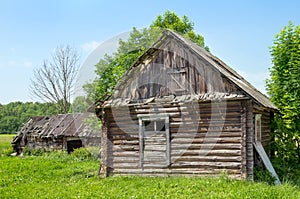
xmin=254 ymin=114 xmax=262 ymax=143
xmin=137 ymin=113 xmax=170 ymax=168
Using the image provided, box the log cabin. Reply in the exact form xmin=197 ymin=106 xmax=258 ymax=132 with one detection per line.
xmin=12 ymin=113 xmax=101 ymax=154
xmin=97 ymin=30 xmax=278 ymax=181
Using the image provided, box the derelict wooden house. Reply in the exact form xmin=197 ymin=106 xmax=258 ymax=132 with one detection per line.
xmin=97 ymin=30 xmax=278 ymax=180
xmin=12 ymin=113 xmax=101 ymax=153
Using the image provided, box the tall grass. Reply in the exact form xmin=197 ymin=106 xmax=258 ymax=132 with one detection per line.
xmin=0 ymin=134 xmax=15 ymax=156
xmin=0 ymin=134 xmax=299 ymax=199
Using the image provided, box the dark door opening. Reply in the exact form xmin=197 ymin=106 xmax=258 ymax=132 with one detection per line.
xmin=67 ymin=139 xmax=82 ymax=153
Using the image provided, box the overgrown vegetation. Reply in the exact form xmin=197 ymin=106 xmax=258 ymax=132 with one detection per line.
xmin=0 ymin=135 xmax=299 ymax=198
xmin=254 ymin=167 xmax=277 ymax=185
xmin=266 ymin=21 xmax=300 ymax=185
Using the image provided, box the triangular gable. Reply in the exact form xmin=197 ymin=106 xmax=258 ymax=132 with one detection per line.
xmin=167 ymin=30 xmax=276 ymax=110
xmin=109 ymin=30 xmax=276 ymax=110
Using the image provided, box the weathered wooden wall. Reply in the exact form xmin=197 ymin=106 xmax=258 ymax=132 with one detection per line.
xmin=253 ymin=106 xmax=272 ymax=157
xmin=114 ymin=37 xmax=243 ymax=100
xmin=101 ymin=99 xmax=252 ymax=178
xmin=27 ymin=136 xmax=64 ymax=150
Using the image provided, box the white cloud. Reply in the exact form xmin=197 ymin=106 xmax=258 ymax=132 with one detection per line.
xmin=81 ymin=41 xmax=100 ymax=52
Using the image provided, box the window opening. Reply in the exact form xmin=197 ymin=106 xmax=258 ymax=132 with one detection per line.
xmin=137 ymin=114 xmax=170 ymax=168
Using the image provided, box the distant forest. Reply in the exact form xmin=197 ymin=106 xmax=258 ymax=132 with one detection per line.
xmin=0 ymin=102 xmax=59 ymax=134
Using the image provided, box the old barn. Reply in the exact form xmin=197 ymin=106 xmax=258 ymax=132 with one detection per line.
xmin=12 ymin=113 xmax=101 ymax=153
xmin=97 ymin=30 xmax=278 ymax=181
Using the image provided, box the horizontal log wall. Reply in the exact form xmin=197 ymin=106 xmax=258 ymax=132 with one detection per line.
xmin=27 ymin=136 xmax=64 ymax=151
xmin=103 ymin=100 xmax=247 ymax=178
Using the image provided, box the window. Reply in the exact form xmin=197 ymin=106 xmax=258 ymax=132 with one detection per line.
xmin=137 ymin=114 xmax=170 ymax=168
xmin=255 ymin=114 xmax=262 ymax=143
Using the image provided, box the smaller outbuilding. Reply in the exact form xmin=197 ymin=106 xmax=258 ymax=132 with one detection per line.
xmin=12 ymin=113 xmax=101 ymax=154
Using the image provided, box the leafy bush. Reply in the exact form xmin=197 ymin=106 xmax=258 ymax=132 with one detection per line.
xmin=254 ymin=166 xmax=277 ymax=185
xmin=23 ymin=147 xmax=47 ymax=156
xmin=70 ymin=147 xmax=97 ymax=161
xmin=267 ymin=22 xmax=300 ymax=186
xmin=272 ymin=157 xmax=300 ymax=186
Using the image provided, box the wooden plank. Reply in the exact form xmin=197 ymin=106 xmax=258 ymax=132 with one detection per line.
xmin=112 ymin=168 xmax=241 ymax=175
xmin=166 ymin=116 xmax=171 ymax=166
xmin=172 ymin=149 xmax=241 ymax=156
xmin=100 ymin=109 xmax=109 ymax=177
xmin=171 ymin=161 xmax=241 ymax=168
xmin=253 ymin=142 xmax=281 ymax=185
xmin=172 ymin=156 xmax=242 ymax=162
xmin=171 ymin=137 xmax=241 ymax=144
xmin=244 ymin=100 xmax=254 ymax=180
xmin=171 ymin=143 xmax=241 ymax=150
xmin=240 ymin=101 xmax=247 ymax=179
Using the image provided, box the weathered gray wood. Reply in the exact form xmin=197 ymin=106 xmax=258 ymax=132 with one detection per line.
xmin=240 ymin=101 xmax=247 ymax=179
xmin=100 ymin=110 xmax=109 ymax=177
xmin=254 ymin=142 xmax=281 ymax=185
xmin=244 ymin=100 xmax=254 ymax=180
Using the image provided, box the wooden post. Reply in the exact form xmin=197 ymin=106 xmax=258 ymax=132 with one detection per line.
xmin=240 ymin=101 xmax=247 ymax=179
xmin=138 ymin=118 xmax=144 ymax=169
xmin=100 ymin=109 xmax=109 ymax=177
xmin=244 ymin=100 xmax=254 ymax=180
xmin=165 ymin=116 xmax=171 ymax=166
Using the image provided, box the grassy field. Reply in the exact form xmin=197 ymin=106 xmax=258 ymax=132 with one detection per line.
xmin=0 ymin=134 xmax=15 ymax=156
xmin=0 ymin=134 xmax=299 ymax=199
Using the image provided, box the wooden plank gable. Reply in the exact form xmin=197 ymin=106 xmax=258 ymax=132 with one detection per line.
xmin=113 ymin=36 xmax=243 ymax=101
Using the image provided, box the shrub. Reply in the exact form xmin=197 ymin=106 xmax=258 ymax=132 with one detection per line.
xmin=254 ymin=166 xmax=277 ymax=185
xmin=70 ymin=147 xmax=95 ymax=161
xmin=23 ymin=147 xmax=47 ymax=156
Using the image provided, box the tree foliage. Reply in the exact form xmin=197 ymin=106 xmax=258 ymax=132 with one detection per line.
xmin=0 ymin=102 xmax=58 ymax=133
xmin=266 ymin=21 xmax=300 ymax=166
xmin=71 ymin=96 xmax=89 ymax=113
xmin=84 ymin=10 xmax=209 ymax=102
xmin=151 ymin=10 xmax=209 ymax=51
xmin=30 ymin=45 xmax=80 ymax=113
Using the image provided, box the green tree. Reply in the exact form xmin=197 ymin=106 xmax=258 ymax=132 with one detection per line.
xmin=0 ymin=102 xmax=58 ymax=134
xmin=84 ymin=10 xmax=209 ymax=102
xmin=266 ymin=21 xmax=300 ymax=167
xmin=71 ymin=96 xmax=89 ymax=113
xmin=151 ymin=10 xmax=209 ymax=51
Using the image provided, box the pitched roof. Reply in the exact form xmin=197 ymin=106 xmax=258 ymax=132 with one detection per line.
xmin=13 ymin=113 xmax=100 ymax=141
xmin=109 ymin=29 xmax=276 ymax=110
xmin=167 ymin=30 xmax=276 ymax=110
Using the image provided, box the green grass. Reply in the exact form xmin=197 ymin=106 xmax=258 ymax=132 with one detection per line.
xmin=0 ymin=134 xmax=15 ymax=156
xmin=0 ymin=134 xmax=299 ymax=199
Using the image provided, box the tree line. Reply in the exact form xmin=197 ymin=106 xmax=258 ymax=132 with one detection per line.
xmin=0 ymin=102 xmax=58 ymax=134
xmin=0 ymin=97 xmax=89 ymax=134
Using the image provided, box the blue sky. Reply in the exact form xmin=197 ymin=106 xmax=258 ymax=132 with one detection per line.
xmin=1 ymin=0 xmax=300 ymax=104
